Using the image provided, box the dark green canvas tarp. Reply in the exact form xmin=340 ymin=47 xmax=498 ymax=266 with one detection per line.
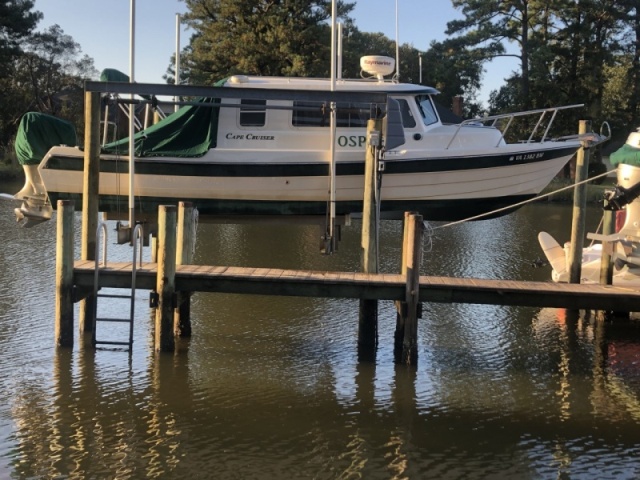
xmin=100 ymin=68 xmax=131 ymax=83
xmin=101 ymin=97 xmax=221 ymax=157
xmin=100 ymin=68 xmax=152 ymax=101
xmin=610 ymin=143 xmax=640 ymax=167
xmin=15 ymin=112 xmax=77 ymax=166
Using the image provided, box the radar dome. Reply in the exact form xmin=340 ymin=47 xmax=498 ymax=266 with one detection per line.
xmin=360 ymin=56 xmax=395 ymax=80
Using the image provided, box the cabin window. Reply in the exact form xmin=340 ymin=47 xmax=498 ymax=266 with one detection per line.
xmin=397 ymin=99 xmax=416 ymax=128
xmin=239 ymin=99 xmax=266 ymax=126
xmin=416 ymin=95 xmax=439 ymax=126
xmin=292 ymin=101 xmax=370 ymax=128
xmin=292 ymin=101 xmax=328 ymax=127
xmin=337 ymin=103 xmax=370 ymax=128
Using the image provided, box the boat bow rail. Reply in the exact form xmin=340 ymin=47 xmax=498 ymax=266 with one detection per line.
xmin=445 ymin=104 xmax=586 ymax=149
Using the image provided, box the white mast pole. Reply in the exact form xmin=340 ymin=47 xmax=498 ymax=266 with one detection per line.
xmin=128 ymin=0 xmax=136 ymax=231
xmin=395 ymin=0 xmax=400 ymax=81
xmin=175 ymin=13 xmax=181 ymax=113
xmin=337 ymin=22 xmax=343 ymax=79
xmin=329 ymin=0 xmax=337 ymax=249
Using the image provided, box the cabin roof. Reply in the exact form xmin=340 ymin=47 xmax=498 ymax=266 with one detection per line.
xmin=222 ymin=75 xmax=439 ymax=95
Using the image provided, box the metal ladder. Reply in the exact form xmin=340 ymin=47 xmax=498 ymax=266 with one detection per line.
xmin=91 ymin=222 xmax=144 ymax=349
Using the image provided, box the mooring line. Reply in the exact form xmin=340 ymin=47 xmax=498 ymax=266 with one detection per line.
xmin=431 ymin=169 xmax=615 ymax=231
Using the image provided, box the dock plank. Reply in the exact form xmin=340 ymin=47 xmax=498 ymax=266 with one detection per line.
xmin=73 ymin=261 xmax=640 ymax=311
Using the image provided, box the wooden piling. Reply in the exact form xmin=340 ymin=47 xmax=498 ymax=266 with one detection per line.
xmin=174 ymin=201 xmax=195 ymax=337
xmin=568 ymin=120 xmax=591 ymax=284
xmin=596 ymin=209 xmax=615 ymax=322
xmin=55 ymin=200 xmax=75 ymax=347
xmin=79 ymin=91 xmax=101 ymax=334
xmin=395 ymin=213 xmax=423 ymax=365
xmin=395 ymin=213 xmax=410 ymax=361
xmin=150 ymin=235 xmax=158 ymax=263
xmin=599 ymin=209 xmax=614 ymax=286
xmin=155 ymin=205 xmax=177 ymax=352
xmin=358 ymin=118 xmax=382 ymax=358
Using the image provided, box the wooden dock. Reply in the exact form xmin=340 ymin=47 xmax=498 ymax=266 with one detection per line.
xmin=56 ymin=197 xmax=640 ymax=364
xmin=74 ymin=260 xmax=640 ymax=312
xmin=53 ymin=93 xmax=635 ymax=365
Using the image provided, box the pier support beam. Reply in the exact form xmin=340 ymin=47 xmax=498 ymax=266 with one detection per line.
xmin=597 ymin=209 xmax=616 ymax=321
xmin=174 ymin=201 xmax=195 ymax=337
xmin=599 ymin=209 xmax=615 ymax=286
xmin=395 ymin=212 xmax=423 ymax=365
xmin=358 ymin=118 xmax=382 ymax=360
xmin=55 ymin=200 xmax=75 ymax=347
xmin=79 ymin=90 xmax=101 ymax=334
xmin=155 ymin=205 xmax=177 ymax=352
xmin=568 ymin=120 xmax=592 ymax=284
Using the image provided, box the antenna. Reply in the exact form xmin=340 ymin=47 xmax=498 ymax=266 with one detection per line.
xmin=394 ymin=0 xmax=400 ymax=81
xmin=175 ymin=13 xmax=181 ymax=113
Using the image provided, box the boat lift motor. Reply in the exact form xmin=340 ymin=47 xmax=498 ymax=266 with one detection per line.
xmin=603 ymin=179 xmax=640 ymax=211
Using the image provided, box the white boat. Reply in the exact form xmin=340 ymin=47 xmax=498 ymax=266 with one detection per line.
xmin=538 ymin=130 xmax=640 ymax=287
xmin=9 ymin=56 xmax=586 ymax=228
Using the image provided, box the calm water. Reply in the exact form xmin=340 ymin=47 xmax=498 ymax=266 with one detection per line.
xmin=1 ymin=180 xmax=640 ymax=479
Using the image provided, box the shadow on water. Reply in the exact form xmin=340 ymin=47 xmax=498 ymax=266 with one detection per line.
xmin=1 ymin=185 xmax=640 ymax=478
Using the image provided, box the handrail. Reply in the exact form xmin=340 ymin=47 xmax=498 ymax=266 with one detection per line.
xmin=445 ymin=104 xmax=584 ymax=150
xmin=92 ymin=221 xmax=109 ymax=346
xmin=91 ymin=221 xmax=144 ymax=349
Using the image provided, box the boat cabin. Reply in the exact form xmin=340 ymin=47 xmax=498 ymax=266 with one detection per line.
xmin=211 ymin=75 xmax=502 ymax=162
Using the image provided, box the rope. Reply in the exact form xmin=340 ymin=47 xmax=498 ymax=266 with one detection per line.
xmin=421 ymin=220 xmax=434 ymax=262
xmin=432 ymin=169 xmax=615 ymax=231
xmin=192 ymin=207 xmax=199 ymax=259
xmin=589 ymin=215 xmax=604 ymax=247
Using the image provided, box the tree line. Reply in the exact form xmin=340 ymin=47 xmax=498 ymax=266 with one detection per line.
xmin=0 ymin=0 xmax=97 ymax=155
xmin=2 ymin=0 xmax=639 ymax=160
xmin=175 ymin=0 xmax=640 ymax=140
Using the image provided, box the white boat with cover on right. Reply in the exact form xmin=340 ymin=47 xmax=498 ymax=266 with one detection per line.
xmin=538 ymin=127 xmax=640 ymax=287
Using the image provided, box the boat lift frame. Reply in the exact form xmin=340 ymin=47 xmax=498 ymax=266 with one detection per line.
xmin=84 ymin=80 xmax=393 ymax=249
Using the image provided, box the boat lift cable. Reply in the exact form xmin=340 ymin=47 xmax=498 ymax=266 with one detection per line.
xmin=432 ymin=168 xmax=615 ymax=231
xmin=589 ymin=215 xmax=605 ymax=248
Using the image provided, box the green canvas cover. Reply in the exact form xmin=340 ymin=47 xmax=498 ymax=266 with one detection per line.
xmin=101 ymin=96 xmax=221 ymax=157
xmin=15 ymin=112 xmax=77 ymax=166
xmin=100 ymin=68 xmax=131 ymax=83
xmin=100 ymin=68 xmax=152 ymax=101
xmin=610 ymin=143 xmax=640 ymax=167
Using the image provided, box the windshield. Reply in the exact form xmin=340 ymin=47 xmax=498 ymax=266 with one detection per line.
xmin=416 ymin=95 xmax=439 ymax=126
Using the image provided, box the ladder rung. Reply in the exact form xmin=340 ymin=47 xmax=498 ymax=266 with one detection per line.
xmin=96 ymin=317 xmax=133 ymax=323
xmin=95 ymin=340 xmax=133 ymax=346
xmin=97 ymin=293 xmax=132 ymax=299
xmin=93 ymin=223 xmax=141 ymax=351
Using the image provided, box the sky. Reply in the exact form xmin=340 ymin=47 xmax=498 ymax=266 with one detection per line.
xmin=33 ymin=0 xmax=517 ymax=104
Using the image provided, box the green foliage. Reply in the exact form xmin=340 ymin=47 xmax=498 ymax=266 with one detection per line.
xmin=447 ymin=0 xmax=631 ymax=127
xmin=0 ymin=0 xmax=41 ymax=72
xmin=24 ymin=25 xmax=97 ymax=123
xmin=0 ymin=19 xmax=97 ymax=147
xmin=179 ymin=0 xmax=355 ymax=84
xmin=602 ymin=57 xmax=635 ymax=141
xmin=176 ymin=1 xmax=485 ymax=115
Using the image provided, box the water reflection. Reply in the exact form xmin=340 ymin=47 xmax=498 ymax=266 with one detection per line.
xmin=1 ymin=184 xmax=640 ymax=478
